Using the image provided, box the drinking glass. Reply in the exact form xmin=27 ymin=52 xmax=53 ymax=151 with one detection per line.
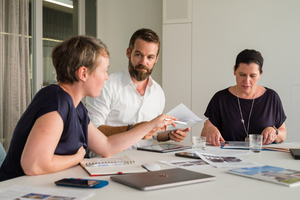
xmin=249 ymin=134 xmax=263 ymax=153
xmin=192 ymin=136 xmax=206 ymax=153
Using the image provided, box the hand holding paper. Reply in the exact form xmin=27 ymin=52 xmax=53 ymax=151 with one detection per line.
xmin=157 ymin=103 xmax=204 ymax=133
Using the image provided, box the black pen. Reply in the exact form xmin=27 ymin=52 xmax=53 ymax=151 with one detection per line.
xmin=221 ymin=141 xmax=229 ymax=146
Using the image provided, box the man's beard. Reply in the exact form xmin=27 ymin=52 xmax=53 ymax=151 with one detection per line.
xmin=128 ymin=59 xmax=154 ymax=81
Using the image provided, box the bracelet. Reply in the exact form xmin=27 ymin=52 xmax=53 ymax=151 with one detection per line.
xmin=167 ymin=133 xmax=170 ymax=140
xmin=272 ymin=126 xmax=279 ymax=135
xmin=127 ymin=124 xmax=132 ymax=131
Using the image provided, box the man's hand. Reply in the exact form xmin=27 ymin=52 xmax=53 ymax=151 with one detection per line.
xmin=169 ymin=128 xmax=190 ymax=142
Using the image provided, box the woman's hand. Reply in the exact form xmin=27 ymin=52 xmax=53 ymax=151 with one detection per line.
xmin=76 ymin=146 xmax=87 ymax=159
xmin=261 ymin=127 xmax=277 ymax=145
xmin=142 ymin=130 xmax=157 ymax=140
xmin=205 ymin=126 xmax=225 ymax=146
xmin=201 ymin=119 xmax=225 ymax=146
xmin=132 ymin=117 xmax=179 ymax=140
xmin=149 ymin=114 xmax=178 ymax=132
xmin=88 ymin=114 xmax=179 ymax=157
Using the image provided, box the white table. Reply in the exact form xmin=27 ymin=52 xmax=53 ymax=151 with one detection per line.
xmin=1 ymin=146 xmax=300 ymax=200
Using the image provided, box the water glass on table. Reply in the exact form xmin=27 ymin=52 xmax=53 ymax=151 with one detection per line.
xmin=192 ymin=136 xmax=206 ymax=153
xmin=249 ymin=134 xmax=263 ymax=153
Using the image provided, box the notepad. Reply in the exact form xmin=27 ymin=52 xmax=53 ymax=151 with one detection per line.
xmin=80 ymin=155 xmax=147 ymax=176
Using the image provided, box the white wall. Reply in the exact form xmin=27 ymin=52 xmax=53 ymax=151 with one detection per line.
xmin=163 ymin=0 xmax=300 ymax=142
xmin=162 ymin=23 xmax=192 ymax=143
xmin=162 ymin=23 xmax=192 ymax=111
xmin=96 ymin=0 xmax=163 ymax=85
xmin=95 ymin=0 xmax=300 ymax=142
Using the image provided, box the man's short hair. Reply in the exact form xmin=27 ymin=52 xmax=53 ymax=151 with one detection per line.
xmin=129 ymin=28 xmax=160 ymax=56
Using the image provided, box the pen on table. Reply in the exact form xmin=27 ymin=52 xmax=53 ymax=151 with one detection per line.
xmin=221 ymin=141 xmax=229 ymax=146
xmin=87 ymin=163 xmax=125 ymax=167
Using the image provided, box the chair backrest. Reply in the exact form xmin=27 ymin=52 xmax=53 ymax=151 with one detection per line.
xmin=0 ymin=143 xmax=6 ymax=167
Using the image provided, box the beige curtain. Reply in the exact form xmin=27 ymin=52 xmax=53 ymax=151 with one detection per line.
xmin=0 ymin=0 xmax=31 ymax=151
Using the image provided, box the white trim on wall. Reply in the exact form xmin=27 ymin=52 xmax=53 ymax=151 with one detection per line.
xmin=32 ymin=0 xmax=43 ymax=95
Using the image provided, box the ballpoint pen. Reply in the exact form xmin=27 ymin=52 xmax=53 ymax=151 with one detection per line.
xmin=87 ymin=162 xmax=126 ymax=167
xmin=220 ymin=141 xmax=229 ymax=146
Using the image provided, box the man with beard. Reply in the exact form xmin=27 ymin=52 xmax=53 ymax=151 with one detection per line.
xmin=86 ymin=28 xmax=188 ymax=151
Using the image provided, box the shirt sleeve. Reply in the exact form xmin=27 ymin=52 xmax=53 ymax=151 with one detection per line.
xmin=273 ymin=90 xmax=287 ymax=128
xmin=204 ymin=92 xmax=222 ymax=129
xmin=153 ymin=84 xmax=166 ymax=141
xmin=86 ymin=83 xmax=113 ymax=128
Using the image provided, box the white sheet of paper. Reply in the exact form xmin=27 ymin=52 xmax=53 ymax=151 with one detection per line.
xmin=158 ymin=103 xmax=204 ymax=133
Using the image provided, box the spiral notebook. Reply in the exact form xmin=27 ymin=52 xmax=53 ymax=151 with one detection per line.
xmin=80 ymin=155 xmax=147 ymax=176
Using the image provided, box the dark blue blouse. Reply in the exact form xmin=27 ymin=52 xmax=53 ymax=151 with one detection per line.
xmin=204 ymin=87 xmax=286 ymax=141
xmin=0 ymin=85 xmax=89 ymax=181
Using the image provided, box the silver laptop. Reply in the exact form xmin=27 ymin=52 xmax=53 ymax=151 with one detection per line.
xmin=110 ymin=168 xmax=215 ymax=191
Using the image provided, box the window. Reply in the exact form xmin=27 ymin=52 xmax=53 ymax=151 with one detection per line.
xmin=30 ymin=0 xmax=74 ymax=93
xmin=42 ymin=1 xmax=74 ymax=86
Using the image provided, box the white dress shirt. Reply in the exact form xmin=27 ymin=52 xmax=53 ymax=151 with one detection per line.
xmin=86 ymin=69 xmax=165 ymax=150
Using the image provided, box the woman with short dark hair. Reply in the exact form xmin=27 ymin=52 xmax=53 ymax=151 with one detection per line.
xmin=201 ymin=49 xmax=287 ymax=146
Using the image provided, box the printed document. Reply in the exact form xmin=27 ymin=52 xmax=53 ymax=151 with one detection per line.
xmin=0 ymin=184 xmax=94 ymax=200
xmin=160 ymin=159 xmax=211 ymax=168
xmin=196 ymin=153 xmax=262 ymax=168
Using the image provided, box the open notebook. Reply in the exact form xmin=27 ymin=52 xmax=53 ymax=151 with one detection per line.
xmin=80 ymin=155 xmax=147 ymax=176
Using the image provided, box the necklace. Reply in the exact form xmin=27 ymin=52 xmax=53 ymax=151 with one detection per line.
xmin=236 ymin=87 xmax=256 ymax=141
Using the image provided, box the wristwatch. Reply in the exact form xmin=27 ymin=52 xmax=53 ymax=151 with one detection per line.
xmin=273 ymin=126 xmax=279 ymax=135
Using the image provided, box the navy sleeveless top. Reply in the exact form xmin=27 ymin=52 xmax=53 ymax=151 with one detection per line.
xmin=0 ymin=85 xmax=89 ymax=181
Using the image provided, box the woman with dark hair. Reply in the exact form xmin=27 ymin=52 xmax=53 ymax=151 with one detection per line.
xmin=201 ymin=49 xmax=287 ymax=146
